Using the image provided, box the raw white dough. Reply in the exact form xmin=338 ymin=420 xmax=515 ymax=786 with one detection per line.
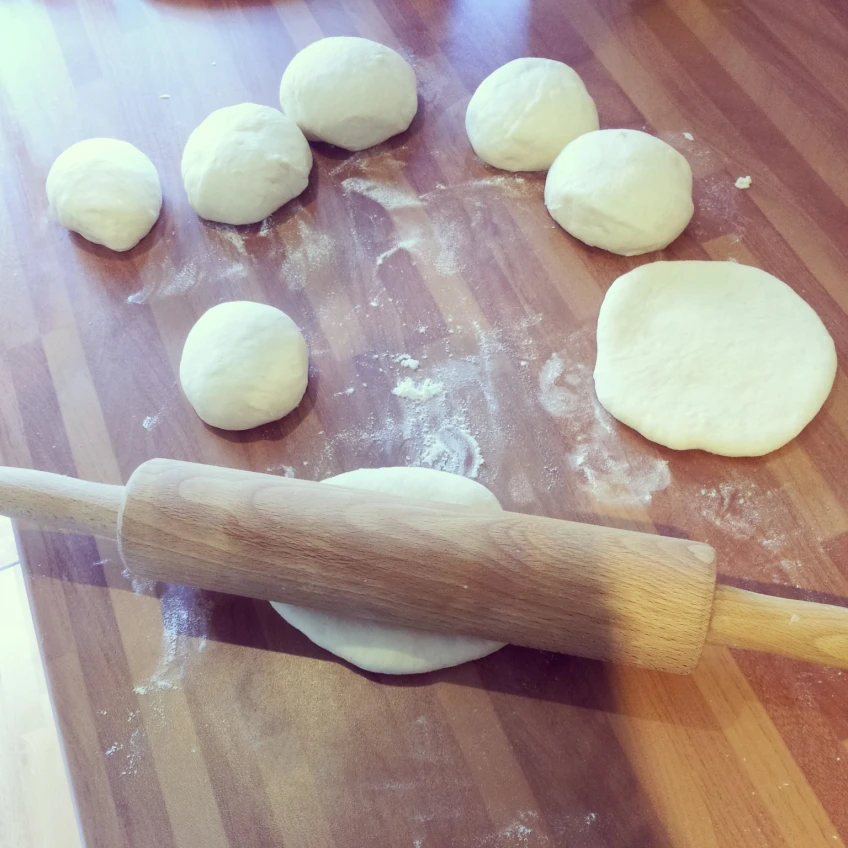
xmin=181 ymin=103 xmax=312 ymax=225
xmin=180 ymin=301 xmax=308 ymax=430
xmin=545 ymin=128 xmax=694 ymax=256
xmin=465 ymin=58 xmax=599 ymax=172
xmin=272 ymin=467 xmax=506 ymax=674
xmin=279 ymin=37 xmax=417 ymax=152
xmin=594 ymin=261 xmax=837 ymax=457
xmin=46 ymin=138 xmax=162 ymax=252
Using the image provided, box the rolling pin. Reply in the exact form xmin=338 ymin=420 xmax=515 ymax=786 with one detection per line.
xmin=0 ymin=458 xmax=846 ymax=674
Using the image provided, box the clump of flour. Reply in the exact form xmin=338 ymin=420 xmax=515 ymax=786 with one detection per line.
xmin=395 ymin=354 xmax=420 ymax=369
xmin=392 ymin=377 xmax=444 ymax=402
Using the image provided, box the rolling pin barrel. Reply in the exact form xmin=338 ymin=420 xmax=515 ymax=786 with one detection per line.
xmin=2 ymin=459 xmax=845 ymax=673
xmin=118 ymin=459 xmax=719 ymax=673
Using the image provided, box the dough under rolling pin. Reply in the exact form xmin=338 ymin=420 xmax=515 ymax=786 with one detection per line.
xmin=0 ymin=458 xmax=845 ymax=675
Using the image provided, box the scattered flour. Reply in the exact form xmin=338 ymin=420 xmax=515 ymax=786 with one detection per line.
xmin=212 ymin=225 xmax=247 ymax=254
xmin=279 ymin=216 xmax=335 ymax=290
xmin=419 ymin=174 xmax=531 ymax=202
xmin=393 ymin=377 xmax=444 ymax=401
xmin=133 ymin=585 xmax=212 ymax=695
xmin=507 ymin=474 xmax=535 ymax=507
xmin=266 ymin=463 xmax=296 ymax=478
xmin=697 ymin=478 xmax=796 ymax=581
xmin=337 ymin=152 xmax=534 ymax=284
xmin=395 ymin=354 xmax=420 ymax=370
xmin=258 ymin=218 xmax=275 ymax=237
xmin=475 ymin=811 xmax=546 ymax=846
xmin=122 ymin=566 xmax=156 ymax=596
xmin=421 ymin=413 xmax=485 ymax=478
xmin=140 ymin=383 xmax=178 ymax=431
xmin=341 ymin=176 xmax=422 ymax=210
xmin=311 ymin=354 xmax=498 ymax=482
xmin=120 ymin=726 xmax=144 ymax=777
xmin=538 ymin=333 xmax=670 ymax=504
xmin=128 ymin=259 xmax=200 ymax=305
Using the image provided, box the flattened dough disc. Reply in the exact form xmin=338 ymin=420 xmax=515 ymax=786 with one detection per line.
xmin=271 ymin=467 xmax=506 ymax=674
xmin=594 ymin=261 xmax=836 ymax=457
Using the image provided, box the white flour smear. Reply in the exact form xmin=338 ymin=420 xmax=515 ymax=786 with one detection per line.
xmin=420 ymin=413 xmax=485 ymax=477
xmin=393 ymin=377 xmax=444 ymax=401
xmin=312 ymin=344 xmax=509 ymax=481
xmin=128 ymin=250 xmax=248 ymax=304
xmin=128 ymin=258 xmax=201 ymax=304
xmin=419 ymin=174 xmax=533 ymax=203
xmin=133 ymin=585 xmax=213 ymax=695
xmin=278 ymin=216 xmax=336 ymax=290
xmin=310 ymin=313 xmax=555 ymax=486
xmin=375 ymin=236 xmax=423 ymax=267
xmin=258 ymin=217 xmax=275 ymax=237
xmin=538 ymin=334 xmax=670 ymax=504
xmin=342 ymin=176 xmax=423 ymax=211
xmin=211 ymin=225 xmax=247 ymax=254
xmin=337 ymin=150 xmax=535 ymax=283
xmin=140 ymin=381 xmax=179 ymax=432
xmin=697 ymin=479 xmax=798 ymax=582
xmin=122 ymin=566 xmax=156 ymax=596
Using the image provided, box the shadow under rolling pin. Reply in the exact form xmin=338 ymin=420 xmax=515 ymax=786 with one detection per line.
xmin=0 ymin=458 xmax=845 ymax=674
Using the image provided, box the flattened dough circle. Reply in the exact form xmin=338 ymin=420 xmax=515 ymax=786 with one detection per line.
xmin=594 ymin=261 xmax=836 ymax=457
xmin=271 ymin=467 xmax=506 ymax=674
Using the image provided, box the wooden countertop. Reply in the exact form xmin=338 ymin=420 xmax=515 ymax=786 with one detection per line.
xmin=2 ymin=0 xmax=847 ymax=845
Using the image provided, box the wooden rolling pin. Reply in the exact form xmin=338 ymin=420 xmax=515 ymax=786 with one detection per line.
xmin=0 ymin=458 xmax=846 ymax=674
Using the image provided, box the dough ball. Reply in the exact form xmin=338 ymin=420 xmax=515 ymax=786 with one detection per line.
xmin=594 ymin=261 xmax=837 ymax=457
xmin=181 ymin=103 xmax=312 ymax=225
xmin=465 ymin=58 xmax=599 ymax=172
xmin=272 ymin=467 xmax=505 ymax=674
xmin=180 ymin=301 xmax=308 ymax=430
xmin=545 ymin=128 xmax=693 ymax=256
xmin=279 ymin=37 xmax=417 ymax=152
xmin=46 ymin=138 xmax=162 ymax=252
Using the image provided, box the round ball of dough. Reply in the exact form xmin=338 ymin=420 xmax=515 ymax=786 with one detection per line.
xmin=46 ymin=138 xmax=162 ymax=252
xmin=545 ymin=128 xmax=694 ymax=256
xmin=465 ymin=58 xmax=599 ymax=172
xmin=594 ymin=261 xmax=837 ymax=457
xmin=272 ymin=466 xmax=505 ymax=674
xmin=279 ymin=37 xmax=418 ymax=152
xmin=181 ymin=103 xmax=312 ymax=225
xmin=180 ymin=301 xmax=309 ymax=430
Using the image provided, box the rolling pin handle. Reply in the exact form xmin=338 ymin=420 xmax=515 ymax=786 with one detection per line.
xmin=707 ymin=584 xmax=848 ymax=669
xmin=0 ymin=467 xmax=123 ymax=538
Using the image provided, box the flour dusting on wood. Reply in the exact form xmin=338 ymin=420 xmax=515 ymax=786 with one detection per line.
xmin=538 ymin=332 xmax=670 ymax=504
xmin=133 ymin=585 xmax=212 ymax=695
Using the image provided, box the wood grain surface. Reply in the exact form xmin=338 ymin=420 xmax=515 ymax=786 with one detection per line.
xmin=1 ymin=0 xmax=847 ymax=846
